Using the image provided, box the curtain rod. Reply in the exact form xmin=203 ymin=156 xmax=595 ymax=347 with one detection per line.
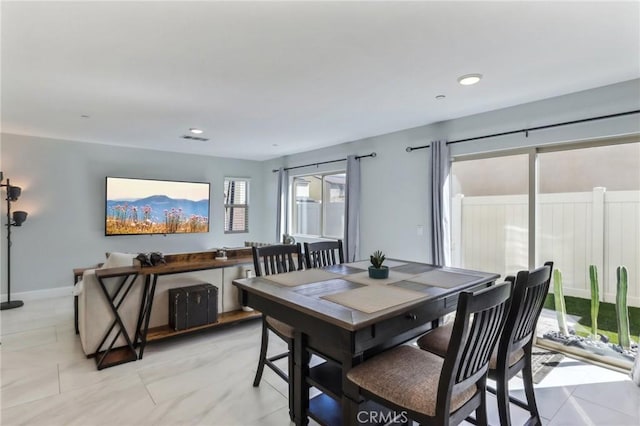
xmin=405 ymin=109 xmax=640 ymax=152
xmin=272 ymin=152 xmax=376 ymax=173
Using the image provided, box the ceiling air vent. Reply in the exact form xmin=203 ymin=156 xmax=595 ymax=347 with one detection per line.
xmin=181 ymin=135 xmax=209 ymax=142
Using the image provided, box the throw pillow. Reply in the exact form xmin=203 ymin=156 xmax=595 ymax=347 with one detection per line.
xmin=101 ymin=252 xmax=136 ymax=269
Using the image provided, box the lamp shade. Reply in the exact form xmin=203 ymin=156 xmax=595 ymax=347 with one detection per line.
xmin=12 ymin=211 xmax=28 ymax=226
xmin=7 ymin=186 xmax=21 ymax=201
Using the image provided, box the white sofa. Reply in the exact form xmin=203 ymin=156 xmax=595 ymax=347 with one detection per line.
xmin=74 ymin=252 xmax=252 ymax=356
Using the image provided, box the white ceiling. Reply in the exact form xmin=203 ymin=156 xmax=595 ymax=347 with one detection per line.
xmin=2 ymin=1 xmax=639 ymax=161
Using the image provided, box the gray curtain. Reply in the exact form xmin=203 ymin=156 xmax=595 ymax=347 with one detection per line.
xmin=344 ymin=155 xmax=360 ymax=262
xmin=430 ymin=140 xmax=451 ymax=266
xmin=275 ymin=167 xmax=289 ymax=242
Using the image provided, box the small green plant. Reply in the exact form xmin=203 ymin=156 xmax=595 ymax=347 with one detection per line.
xmin=554 ymin=269 xmax=569 ymax=336
xmin=616 ymin=266 xmax=631 ymax=349
xmin=370 ymin=250 xmax=386 ymax=269
xmin=589 ymin=265 xmax=600 ymax=339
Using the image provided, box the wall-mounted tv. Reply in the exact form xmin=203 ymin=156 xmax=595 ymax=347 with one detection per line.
xmin=105 ymin=177 xmax=210 ymax=236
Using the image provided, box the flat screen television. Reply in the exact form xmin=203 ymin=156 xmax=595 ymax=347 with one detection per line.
xmin=105 ymin=177 xmax=210 ymax=236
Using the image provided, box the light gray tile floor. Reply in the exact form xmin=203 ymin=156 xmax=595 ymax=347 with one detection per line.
xmin=1 ymin=296 xmax=638 ymax=425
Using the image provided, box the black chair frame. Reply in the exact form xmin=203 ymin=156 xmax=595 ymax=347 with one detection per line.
xmin=251 ymin=243 xmax=304 ymax=421
xmin=488 ymin=261 xmax=553 ymax=426
xmin=304 ymin=239 xmax=344 ymax=269
xmin=252 ymin=243 xmax=303 ymax=277
xmin=354 ymin=282 xmax=513 ymax=426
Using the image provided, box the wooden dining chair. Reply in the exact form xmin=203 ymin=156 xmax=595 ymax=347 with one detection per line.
xmin=417 ymin=262 xmax=553 ymax=426
xmin=251 ymin=243 xmax=303 ymax=420
xmin=304 ymin=239 xmax=344 ymax=269
xmin=347 ymin=282 xmax=512 ymax=426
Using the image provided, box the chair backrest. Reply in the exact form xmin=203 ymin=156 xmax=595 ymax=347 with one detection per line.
xmin=252 ymin=243 xmax=303 ymax=277
xmin=498 ymin=261 xmax=554 ymax=360
xmin=304 ymin=240 xmax=344 ymax=269
xmin=437 ymin=282 xmax=512 ymax=416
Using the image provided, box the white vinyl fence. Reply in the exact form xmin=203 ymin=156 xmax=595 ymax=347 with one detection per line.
xmin=451 ymin=188 xmax=640 ymax=307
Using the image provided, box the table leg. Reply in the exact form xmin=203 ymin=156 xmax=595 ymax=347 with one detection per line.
xmin=342 ymin=352 xmax=363 ymax=425
xmin=134 ymin=275 xmax=152 ymax=348
xmin=137 ymin=274 xmax=158 ymax=360
xmin=73 ymin=273 xmax=81 ymax=335
xmin=293 ymin=330 xmax=310 ymax=426
xmin=74 ymin=295 xmax=79 ymax=335
xmin=94 ymin=273 xmax=140 ymax=369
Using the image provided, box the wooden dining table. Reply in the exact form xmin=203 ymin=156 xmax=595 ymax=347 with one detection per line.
xmin=233 ymin=259 xmax=499 ymax=426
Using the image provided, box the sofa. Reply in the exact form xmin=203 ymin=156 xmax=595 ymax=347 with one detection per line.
xmin=74 ymin=251 xmax=253 ymax=357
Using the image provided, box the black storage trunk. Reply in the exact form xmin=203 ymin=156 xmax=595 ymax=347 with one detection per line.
xmin=168 ymin=284 xmax=218 ymax=331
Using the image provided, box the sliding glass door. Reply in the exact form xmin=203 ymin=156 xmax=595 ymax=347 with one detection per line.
xmin=450 ymin=153 xmax=529 ymax=278
xmin=451 ymin=138 xmax=639 ymax=369
xmin=536 ymin=142 xmax=640 ymax=368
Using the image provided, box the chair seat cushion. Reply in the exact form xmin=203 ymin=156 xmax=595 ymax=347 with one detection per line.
xmin=489 ymin=347 xmax=524 ymax=370
xmin=266 ymin=316 xmax=294 ymax=339
xmin=416 ymin=323 xmax=524 ymax=370
xmin=347 ymin=345 xmax=477 ymax=416
xmin=416 ymin=323 xmax=451 ymax=357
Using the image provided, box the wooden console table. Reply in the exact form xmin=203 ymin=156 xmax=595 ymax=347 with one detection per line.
xmin=75 ymin=250 xmax=261 ymax=369
xmin=94 ymin=266 xmax=141 ymax=369
xmin=133 ymin=255 xmax=260 ymax=361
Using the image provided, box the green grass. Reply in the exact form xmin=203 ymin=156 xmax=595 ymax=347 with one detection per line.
xmin=544 ymin=294 xmax=640 ymax=344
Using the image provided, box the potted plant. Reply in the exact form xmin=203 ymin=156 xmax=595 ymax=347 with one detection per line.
xmin=368 ymin=250 xmax=389 ymax=279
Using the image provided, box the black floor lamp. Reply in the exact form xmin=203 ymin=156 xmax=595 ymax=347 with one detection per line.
xmin=1 ymin=171 xmax=28 ymax=310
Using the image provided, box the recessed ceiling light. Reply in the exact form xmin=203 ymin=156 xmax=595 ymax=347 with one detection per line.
xmin=272 ymin=144 xmax=279 ymax=147
xmin=435 ymin=95 xmax=446 ymax=100
xmin=189 ymin=128 xmax=204 ymax=134
xmin=457 ymin=74 xmax=483 ymax=86
xmin=80 ymin=114 xmax=90 ymax=118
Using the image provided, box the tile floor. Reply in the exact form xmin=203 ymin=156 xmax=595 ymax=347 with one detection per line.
xmin=1 ymin=296 xmax=639 ymax=425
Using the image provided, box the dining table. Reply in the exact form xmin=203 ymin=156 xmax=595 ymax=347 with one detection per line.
xmin=233 ymin=259 xmax=499 ymax=426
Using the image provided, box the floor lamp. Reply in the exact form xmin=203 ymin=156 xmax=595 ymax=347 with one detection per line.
xmin=1 ymin=172 xmax=28 ymax=310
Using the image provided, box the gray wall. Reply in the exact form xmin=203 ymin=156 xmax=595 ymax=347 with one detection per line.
xmin=263 ymin=79 xmax=640 ymax=264
xmin=0 ymin=134 xmax=268 ymax=293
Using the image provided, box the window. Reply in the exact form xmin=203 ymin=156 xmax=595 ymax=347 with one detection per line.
xmin=292 ymin=172 xmax=345 ymax=238
xmin=224 ymin=178 xmax=249 ymax=233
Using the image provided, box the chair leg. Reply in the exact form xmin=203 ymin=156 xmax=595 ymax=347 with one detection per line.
xmin=475 ymin=380 xmax=489 ymax=426
xmin=495 ymin=370 xmax=512 ymax=426
xmin=522 ymin=348 xmax=541 ymax=424
xmin=475 ymin=402 xmax=487 ymax=426
xmin=253 ymin=318 xmax=269 ymax=387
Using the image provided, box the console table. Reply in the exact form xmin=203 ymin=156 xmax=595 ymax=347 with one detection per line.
xmin=75 ymin=250 xmax=261 ymax=369
xmin=134 ymin=255 xmax=261 ymax=361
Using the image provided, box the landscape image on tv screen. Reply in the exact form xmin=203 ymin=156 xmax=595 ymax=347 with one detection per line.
xmin=106 ymin=177 xmax=210 ymax=236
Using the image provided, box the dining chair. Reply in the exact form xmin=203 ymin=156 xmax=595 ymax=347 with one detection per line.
xmin=251 ymin=243 xmax=304 ymax=420
xmin=417 ymin=261 xmax=553 ymax=426
xmin=303 ymin=239 xmax=344 ymax=269
xmin=347 ymin=281 xmax=512 ymax=426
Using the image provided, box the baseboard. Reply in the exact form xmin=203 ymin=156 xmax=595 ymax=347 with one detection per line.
xmin=1 ymin=286 xmax=73 ymax=302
